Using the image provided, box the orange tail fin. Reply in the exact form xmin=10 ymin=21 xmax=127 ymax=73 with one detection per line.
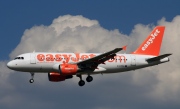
xmin=132 ymin=26 xmax=165 ymax=56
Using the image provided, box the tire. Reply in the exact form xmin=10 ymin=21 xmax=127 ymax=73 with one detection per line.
xmin=86 ymin=76 xmax=93 ymax=82
xmin=29 ymin=79 xmax=34 ymax=83
xmin=78 ymin=80 xmax=85 ymax=86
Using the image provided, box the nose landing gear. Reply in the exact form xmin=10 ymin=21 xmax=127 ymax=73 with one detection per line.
xmin=29 ymin=79 xmax=34 ymax=83
xmin=29 ymin=72 xmax=34 ymax=83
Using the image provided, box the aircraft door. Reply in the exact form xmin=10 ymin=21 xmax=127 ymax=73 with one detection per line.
xmin=30 ymin=53 xmax=36 ymax=64
xmin=131 ymin=55 xmax=136 ymax=66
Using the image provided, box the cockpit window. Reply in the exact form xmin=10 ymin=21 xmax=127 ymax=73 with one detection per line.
xmin=14 ymin=57 xmax=24 ymax=60
xmin=14 ymin=57 xmax=18 ymax=60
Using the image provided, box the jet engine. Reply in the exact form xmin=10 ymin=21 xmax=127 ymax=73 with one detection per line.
xmin=48 ymin=72 xmax=73 ymax=82
xmin=52 ymin=64 xmax=79 ymax=75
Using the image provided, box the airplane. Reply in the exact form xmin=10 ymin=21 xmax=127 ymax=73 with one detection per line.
xmin=7 ymin=26 xmax=172 ymax=86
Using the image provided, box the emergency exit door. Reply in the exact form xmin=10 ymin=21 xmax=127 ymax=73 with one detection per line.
xmin=131 ymin=55 xmax=136 ymax=66
xmin=30 ymin=53 xmax=36 ymax=64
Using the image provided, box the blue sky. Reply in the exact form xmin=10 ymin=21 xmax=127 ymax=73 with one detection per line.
xmin=0 ymin=1 xmax=180 ymax=109
xmin=0 ymin=0 xmax=179 ymax=60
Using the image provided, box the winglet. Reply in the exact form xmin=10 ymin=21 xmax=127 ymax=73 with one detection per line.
xmin=122 ymin=45 xmax=127 ymax=51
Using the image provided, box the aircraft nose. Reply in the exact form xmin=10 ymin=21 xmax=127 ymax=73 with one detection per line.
xmin=7 ymin=61 xmax=14 ymax=69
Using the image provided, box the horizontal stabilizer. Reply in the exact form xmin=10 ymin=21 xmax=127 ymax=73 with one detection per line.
xmin=146 ymin=53 xmax=172 ymax=62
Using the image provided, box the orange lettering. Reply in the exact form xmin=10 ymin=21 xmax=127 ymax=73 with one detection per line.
xmin=81 ymin=55 xmax=89 ymax=60
xmin=55 ymin=54 xmax=62 ymax=62
xmin=108 ymin=58 xmax=114 ymax=62
xmin=114 ymin=56 xmax=118 ymax=62
xmin=71 ymin=53 xmax=80 ymax=62
xmin=107 ymin=55 xmax=115 ymax=62
xmin=89 ymin=54 xmax=96 ymax=58
xmin=37 ymin=54 xmax=45 ymax=61
xmin=119 ymin=56 xmax=126 ymax=63
xmin=62 ymin=54 xmax=72 ymax=63
xmin=46 ymin=54 xmax=54 ymax=61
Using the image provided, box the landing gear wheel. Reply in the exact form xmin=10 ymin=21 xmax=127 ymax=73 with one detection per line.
xmin=86 ymin=76 xmax=93 ymax=82
xmin=29 ymin=79 xmax=34 ymax=83
xmin=29 ymin=72 xmax=35 ymax=83
xmin=78 ymin=80 xmax=85 ymax=86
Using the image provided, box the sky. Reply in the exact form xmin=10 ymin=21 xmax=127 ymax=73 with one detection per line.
xmin=0 ymin=0 xmax=180 ymax=109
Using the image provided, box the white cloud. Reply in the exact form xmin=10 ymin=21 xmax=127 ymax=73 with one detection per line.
xmin=147 ymin=16 xmax=180 ymax=101
xmin=1 ymin=15 xmax=180 ymax=108
xmin=0 ymin=61 xmax=14 ymax=89
xmin=10 ymin=15 xmax=128 ymax=59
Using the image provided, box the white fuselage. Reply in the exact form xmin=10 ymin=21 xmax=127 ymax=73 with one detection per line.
xmin=7 ymin=52 xmax=169 ymax=75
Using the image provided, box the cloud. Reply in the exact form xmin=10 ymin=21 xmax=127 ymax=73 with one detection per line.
xmin=10 ymin=15 xmax=128 ymax=59
xmin=1 ymin=15 xmax=180 ymax=109
xmin=147 ymin=16 xmax=180 ymax=101
xmin=0 ymin=61 xmax=14 ymax=89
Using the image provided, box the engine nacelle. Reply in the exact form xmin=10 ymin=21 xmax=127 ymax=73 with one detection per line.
xmin=48 ymin=72 xmax=73 ymax=82
xmin=52 ymin=64 xmax=79 ymax=75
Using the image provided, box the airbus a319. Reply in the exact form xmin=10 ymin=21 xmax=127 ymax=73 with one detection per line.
xmin=7 ymin=26 xmax=172 ymax=86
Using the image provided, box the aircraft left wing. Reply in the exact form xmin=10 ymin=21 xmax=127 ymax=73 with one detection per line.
xmin=74 ymin=47 xmax=125 ymax=70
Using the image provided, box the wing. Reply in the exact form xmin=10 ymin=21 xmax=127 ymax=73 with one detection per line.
xmin=74 ymin=47 xmax=124 ymax=71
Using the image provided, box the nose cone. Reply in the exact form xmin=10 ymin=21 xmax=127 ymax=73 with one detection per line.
xmin=7 ymin=61 xmax=14 ymax=69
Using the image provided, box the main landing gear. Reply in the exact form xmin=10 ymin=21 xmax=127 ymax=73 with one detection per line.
xmin=77 ymin=75 xmax=93 ymax=87
xmin=86 ymin=76 xmax=93 ymax=82
xmin=29 ymin=72 xmax=34 ymax=83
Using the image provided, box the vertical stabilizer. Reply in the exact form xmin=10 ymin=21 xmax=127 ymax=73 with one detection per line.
xmin=132 ymin=26 xmax=165 ymax=56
